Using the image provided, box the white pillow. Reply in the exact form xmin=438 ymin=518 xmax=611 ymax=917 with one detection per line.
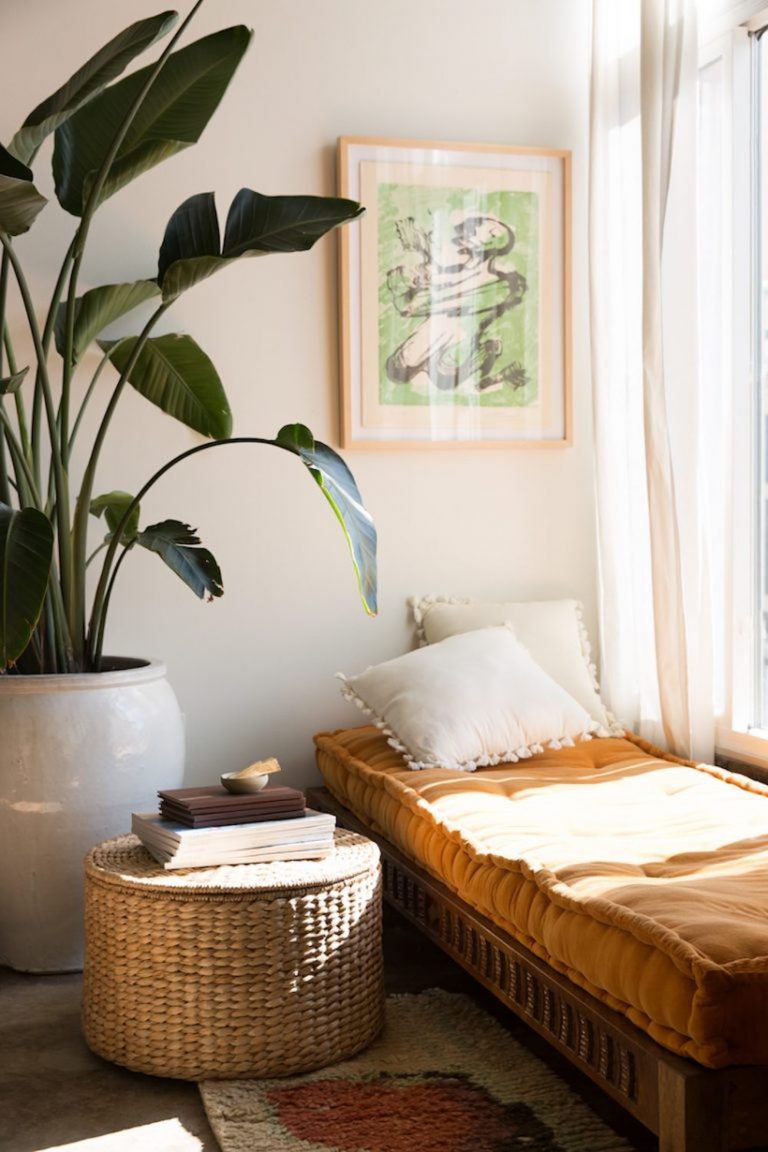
xmin=410 ymin=595 xmax=620 ymax=735
xmin=337 ymin=625 xmax=599 ymax=771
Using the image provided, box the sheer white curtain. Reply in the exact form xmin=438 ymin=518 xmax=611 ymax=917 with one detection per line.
xmin=589 ymin=0 xmax=715 ymax=761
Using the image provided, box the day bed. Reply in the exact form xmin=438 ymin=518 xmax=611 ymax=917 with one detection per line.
xmin=308 ymin=725 xmax=768 ymax=1152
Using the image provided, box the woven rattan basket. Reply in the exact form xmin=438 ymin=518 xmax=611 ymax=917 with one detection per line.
xmin=82 ymin=829 xmax=384 ymax=1080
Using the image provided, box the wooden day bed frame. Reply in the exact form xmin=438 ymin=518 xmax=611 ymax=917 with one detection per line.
xmin=307 ymin=785 xmax=768 ymax=1152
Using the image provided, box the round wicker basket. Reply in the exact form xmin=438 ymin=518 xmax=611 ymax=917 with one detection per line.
xmin=82 ymin=829 xmax=384 ymax=1080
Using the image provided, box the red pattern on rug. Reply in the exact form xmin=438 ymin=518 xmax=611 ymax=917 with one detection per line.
xmin=266 ymin=1071 xmax=564 ymax=1151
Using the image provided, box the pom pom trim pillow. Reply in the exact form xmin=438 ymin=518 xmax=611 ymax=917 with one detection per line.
xmin=410 ymin=595 xmax=621 ymax=736
xmin=337 ymin=625 xmax=600 ymax=771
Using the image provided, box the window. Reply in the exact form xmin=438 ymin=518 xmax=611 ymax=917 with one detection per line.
xmin=698 ymin=10 xmax=763 ymax=761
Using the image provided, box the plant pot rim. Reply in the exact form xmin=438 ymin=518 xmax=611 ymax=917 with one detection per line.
xmin=0 ymin=657 xmax=168 ymax=694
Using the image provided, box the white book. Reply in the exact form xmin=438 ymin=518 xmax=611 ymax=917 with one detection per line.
xmin=132 ymin=809 xmax=336 ymax=857
xmin=137 ymin=836 xmax=336 ymax=870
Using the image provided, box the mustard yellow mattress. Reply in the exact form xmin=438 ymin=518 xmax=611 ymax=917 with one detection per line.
xmin=315 ymin=726 xmax=768 ymax=1068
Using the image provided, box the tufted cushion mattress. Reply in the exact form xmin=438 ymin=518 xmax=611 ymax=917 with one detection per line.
xmin=314 ymin=726 xmax=768 ymax=1068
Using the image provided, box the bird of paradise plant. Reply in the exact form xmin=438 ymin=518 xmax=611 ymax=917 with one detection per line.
xmin=0 ymin=2 xmax=377 ymax=675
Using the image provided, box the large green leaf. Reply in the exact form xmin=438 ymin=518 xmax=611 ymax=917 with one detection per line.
xmin=100 ymin=334 xmax=232 ymax=439
xmin=8 ymin=12 xmax=178 ymax=166
xmin=90 ymin=490 xmax=140 ymax=545
xmin=135 ymin=519 xmax=223 ymax=600
xmin=0 ymin=503 xmax=54 ymax=668
xmin=53 ymin=25 xmax=252 ymax=217
xmin=158 ymin=189 xmax=365 ymax=300
xmin=157 ymin=191 xmax=221 ymax=298
xmin=275 ymin=424 xmax=377 ymax=616
xmin=223 ymin=189 xmax=365 ymax=257
xmin=0 ymin=144 xmax=47 ymax=236
xmin=54 ymin=279 xmax=160 ymax=365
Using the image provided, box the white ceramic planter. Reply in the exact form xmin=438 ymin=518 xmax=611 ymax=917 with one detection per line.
xmin=0 ymin=658 xmax=184 ymax=973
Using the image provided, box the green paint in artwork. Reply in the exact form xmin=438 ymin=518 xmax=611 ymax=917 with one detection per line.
xmin=377 ymin=182 xmax=539 ymax=408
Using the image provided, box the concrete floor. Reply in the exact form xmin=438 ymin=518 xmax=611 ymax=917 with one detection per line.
xmin=0 ymin=967 xmax=219 ymax=1152
xmin=0 ymin=907 xmax=656 ymax=1152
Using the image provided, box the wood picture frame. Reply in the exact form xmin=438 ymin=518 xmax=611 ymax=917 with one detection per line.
xmin=338 ymin=136 xmax=572 ymax=449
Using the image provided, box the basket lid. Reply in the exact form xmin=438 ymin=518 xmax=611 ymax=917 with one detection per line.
xmin=85 ymin=828 xmax=379 ymax=897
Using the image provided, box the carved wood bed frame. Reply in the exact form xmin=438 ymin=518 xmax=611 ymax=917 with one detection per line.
xmin=307 ymin=785 xmax=768 ymax=1152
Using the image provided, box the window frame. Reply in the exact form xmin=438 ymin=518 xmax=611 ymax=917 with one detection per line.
xmin=708 ymin=16 xmax=768 ymax=765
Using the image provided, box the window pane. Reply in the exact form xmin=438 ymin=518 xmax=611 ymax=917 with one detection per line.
xmin=759 ymin=33 xmax=768 ymax=726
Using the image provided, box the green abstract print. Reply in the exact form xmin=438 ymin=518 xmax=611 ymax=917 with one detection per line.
xmin=377 ymin=182 xmax=539 ymax=408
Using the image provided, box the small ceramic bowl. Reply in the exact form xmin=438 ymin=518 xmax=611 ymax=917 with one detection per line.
xmin=221 ymin=771 xmax=269 ymax=794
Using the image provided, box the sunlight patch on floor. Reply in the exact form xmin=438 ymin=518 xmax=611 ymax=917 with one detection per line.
xmin=38 ymin=1118 xmax=203 ymax=1152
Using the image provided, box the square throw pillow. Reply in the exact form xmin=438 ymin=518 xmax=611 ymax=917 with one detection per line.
xmin=338 ymin=625 xmax=599 ymax=771
xmin=409 ymin=595 xmax=620 ymax=735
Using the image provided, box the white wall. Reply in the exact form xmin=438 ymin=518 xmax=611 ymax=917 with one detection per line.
xmin=4 ymin=0 xmax=596 ymax=789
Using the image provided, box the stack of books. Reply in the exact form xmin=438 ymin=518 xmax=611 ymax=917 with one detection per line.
xmin=131 ymin=783 xmax=336 ymax=870
xmin=158 ymin=784 xmax=306 ymax=827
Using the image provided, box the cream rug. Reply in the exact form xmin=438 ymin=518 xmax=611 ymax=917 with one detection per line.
xmin=199 ymin=989 xmax=634 ymax=1152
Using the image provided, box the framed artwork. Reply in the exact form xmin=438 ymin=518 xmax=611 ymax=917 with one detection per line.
xmin=337 ymin=137 xmax=571 ymax=448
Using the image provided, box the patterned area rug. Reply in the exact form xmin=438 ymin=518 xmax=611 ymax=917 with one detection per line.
xmin=199 ymin=990 xmax=634 ymax=1152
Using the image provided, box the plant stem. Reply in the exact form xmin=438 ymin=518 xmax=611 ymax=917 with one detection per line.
xmin=0 ymin=418 xmax=27 ymax=506
xmin=2 ymin=326 xmax=31 ymax=458
xmin=0 ymin=408 xmax=41 ymax=507
xmin=68 ymin=346 xmax=113 ymax=451
xmin=58 ymin=262 xmax=79 ymax=466
xmin=87 ymin=436 xmax=274 ymax=666
xmin=45 ymin=344 xmax=112 ymax=513
xmin=0 ymin=234 xmax=73 ymax=607
xmin=42 ymin=235 xmax=78 ymax=358
xmin=0 ymin=428 xmax=11 ymax=507
xmin=0 ymin=249 xmax=7 ymax=375
xmin=3 ymin=451 xmax=74 ymax=679
xmin=31 ymin=236 xmax=77 ymax=484
xmin=86 ymin=541 xmax=107 ymax=569
xmin=47 ymin=568 xmax=73 ymax=671
xmin=0 ymin=253 xmax=11 ymax=506
xmin=91 ymin=544 xmax=131 ymax=670
xmin=42 ymin=596 xmax=57 ymax=673
xmin=70 ymin=302 xmax=171 ymax=657
xmin=45 ymin=237 xmax=76 ymax=461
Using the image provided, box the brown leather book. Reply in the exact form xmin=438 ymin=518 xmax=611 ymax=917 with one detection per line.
xmin=158 ymin=784 xmax=303 ymax=809
xmin=159 ymin=803 xmax=305 ymax=828
xmin=158 ymin=784 xmax=305 ymax=828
